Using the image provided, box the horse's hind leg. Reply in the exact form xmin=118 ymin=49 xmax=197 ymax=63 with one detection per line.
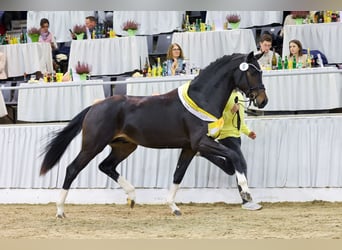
xmin=99 ymin=140 xmax=137 ymax=208
xmin=167 ymin=148 xmax=196 ymax=216
xmin=57 ymin=149 xmax=104 ymax=218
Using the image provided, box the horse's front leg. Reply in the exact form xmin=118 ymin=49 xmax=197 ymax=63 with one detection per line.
xmin=198 ymin=136 xmax=261 ymax=210
xmin=167 ymin=148 xmax=196 ymax=216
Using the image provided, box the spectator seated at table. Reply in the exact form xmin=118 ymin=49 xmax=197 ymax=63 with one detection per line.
xmin=0 ymin=51 xmax=7 ymax=80
xmin=85 ymin=16 xmax=96 ymax=39
xmin=165 ymin=43 xmax=185 ymax=76
xmin=39 ymin=18 xmax=58 ymax=51
xmin=288 ymin=39 xmax=308 ymax=68
xmin=256 ymin=34 xmax=279 ymax=69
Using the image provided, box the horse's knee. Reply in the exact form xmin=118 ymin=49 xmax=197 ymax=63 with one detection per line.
xmin=173 ymin=168 xmax=186 ymax=184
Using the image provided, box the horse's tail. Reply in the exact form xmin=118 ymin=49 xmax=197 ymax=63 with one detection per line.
xmin=40 ymin=106 xmax=92 ymax=176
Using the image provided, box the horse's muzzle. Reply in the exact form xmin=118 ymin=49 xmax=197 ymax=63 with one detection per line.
xmin=255 ymin=92 xmax=268 ymax=108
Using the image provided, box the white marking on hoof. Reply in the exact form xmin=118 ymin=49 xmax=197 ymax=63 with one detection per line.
xmin=166 ymin=184 xmax=181 ymax=215
xmin=118 ymin=176 xmax=136 ymax=204
xmin=56 ymin=189 xmax=68 ymax=219
xmin=236 ymin=172 xmax=250 ymax=193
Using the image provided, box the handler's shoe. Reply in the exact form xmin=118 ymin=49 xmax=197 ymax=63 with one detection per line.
xmin=242 ymin=201 xmax=262 ymax=211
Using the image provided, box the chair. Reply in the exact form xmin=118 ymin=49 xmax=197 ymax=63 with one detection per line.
xmin=151 ymin=34 xmax=173 ymax=56
xmin=260 ymin=25 xmax=282 ymax=38
xmin=146 ymin=35 xmax=154 ymax=55
xmin=1 ymin=81 xmax=18 ymax=123
xmin=302 ymin=49 xmax=328 ymax=65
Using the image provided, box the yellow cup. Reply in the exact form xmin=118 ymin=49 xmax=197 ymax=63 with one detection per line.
xmin=288 ymin=60 xmax=293 ymax=69
xmin=56 ymin=73 xmax=63 ymax=82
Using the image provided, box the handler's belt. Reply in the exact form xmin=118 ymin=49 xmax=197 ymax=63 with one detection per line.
xmin=178 ymin=82 xmax=224 ymax=138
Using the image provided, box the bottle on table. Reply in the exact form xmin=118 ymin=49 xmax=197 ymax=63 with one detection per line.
xmin=157 ymin=57 xmax=162 ymax=76
xmin=185 ymin=15 xmax=190 ymax=31
xmin=306 ymin=48 xmax=312 ymax=68
xmin=143 ymin=57 xmax=149 ymax=77
xmin=271 ymin=48 xmax=277 ymax=70
xmin=284 ymin=56 xmax=288 ymax=69
xmin=277 ymin=56 xmax=283 ymax=70
xmin=69 ymin=68 xmax=73 ymax=81
xmin=293 ymin=55 xmax=297 ymax=69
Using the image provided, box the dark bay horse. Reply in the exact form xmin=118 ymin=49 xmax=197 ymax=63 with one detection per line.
xmin=40 ymin=52 xmax=267 ymax=218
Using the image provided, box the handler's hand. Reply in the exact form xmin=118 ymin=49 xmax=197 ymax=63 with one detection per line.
xmin=231 ymin=103 xmax=239 ymax=114
xmin=248 ymin=131 xmax=256 ymax=140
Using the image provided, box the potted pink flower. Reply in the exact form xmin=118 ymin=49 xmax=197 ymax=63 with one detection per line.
xmin=226 ymin=14 xmax=241 ymax=29
xmin=122 ymin=20 xmax=140 ymax=36
xmin=28 ymin=27 xmax=40 ymax=42
xmin=73 ymin=24 xmax=87 ymax=40
xmin=75 ymin=61 xmax=91 ymax=80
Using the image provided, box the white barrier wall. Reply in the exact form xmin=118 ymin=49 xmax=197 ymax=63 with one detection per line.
xmin=1 ymin=115 xmax=342 ymax=195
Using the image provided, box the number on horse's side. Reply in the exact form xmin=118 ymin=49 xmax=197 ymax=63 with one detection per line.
xmin=40 ymin=52 xmax=268 ymax=217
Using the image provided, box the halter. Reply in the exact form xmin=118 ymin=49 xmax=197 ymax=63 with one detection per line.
xmin=238 ymin=62 xmax=265 ymax=107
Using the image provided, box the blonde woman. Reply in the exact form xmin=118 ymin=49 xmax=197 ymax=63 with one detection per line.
xmin=166 ymin=43 xmax=185 ymax=75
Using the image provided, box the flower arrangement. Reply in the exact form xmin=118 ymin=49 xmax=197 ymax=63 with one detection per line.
xmin=291 ymin=11 xmax=309 ymax=19
xmin=28 ymin=27 xmax=40 ymax=35
xmin=226 ymin=14 xmax=241 ymax=23
xmin=73 ymin=24 xmax=87 ymax=34
xmin=122 ymin=20 xmax=140 ymax=31
xmin=75 ymin=61 xmax=91 ymax=74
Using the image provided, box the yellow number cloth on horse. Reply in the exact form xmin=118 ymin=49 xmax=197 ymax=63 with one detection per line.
xmin=177 ymin=82 xmax=224 ymax=138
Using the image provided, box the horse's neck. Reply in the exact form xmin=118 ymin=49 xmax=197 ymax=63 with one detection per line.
xmin=188 ymin=70 xmax=235 ymax=118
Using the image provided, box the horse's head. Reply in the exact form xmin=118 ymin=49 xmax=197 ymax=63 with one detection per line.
xmin=233 ymin=52 xmax=268 ymax=108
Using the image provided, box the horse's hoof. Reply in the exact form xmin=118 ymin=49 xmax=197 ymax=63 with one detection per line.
xmin=173 ymin=210 xmax=182 ymax=216
xmin=127 ymin=198 xmax=135 ymax=209
xmin=56 ymin=213 xmax=66 ymax=219
xmin=240 ymin=192 xmax=252 ymax=202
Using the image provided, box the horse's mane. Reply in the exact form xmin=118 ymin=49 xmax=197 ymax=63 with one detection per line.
xmin=190 ymin=53 xmax=245 ymax=86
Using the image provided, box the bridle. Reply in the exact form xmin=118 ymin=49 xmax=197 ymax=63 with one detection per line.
xmin=238 ymin=61 xmax=265 ymax=107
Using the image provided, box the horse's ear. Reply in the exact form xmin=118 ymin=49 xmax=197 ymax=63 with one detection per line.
xmin=246 ymin=51 xmax=255 ymax=62
xmin=254 ymin=52 xmax=264 ymax=61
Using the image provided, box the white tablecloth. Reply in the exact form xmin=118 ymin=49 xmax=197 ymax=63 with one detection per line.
xmin=172 ymin=30 xmax=257 ymax=69
xmin=126 ymin=75 xmax=194 ymax=96
xmin=282 ymin=23 xmax=342 ymax=64
xmin=250 ymin=67 xmax=342 ymax=111
xmin=0 ymin=91 xmax=7 ymax=117
xmin=0 ymin=43 xmax=53 ymax=78
xmin=27 ymin=11 xmax=94 ymax=43
xmin=206 ymin=11 xmax=283 ymax=29
xmin=68 ymin=36 xmax=148 ymax=76
xmin=17 ymin=80 xmax=105 ymax=122
xmin=113 ymin=11 xmax=184 ymax=35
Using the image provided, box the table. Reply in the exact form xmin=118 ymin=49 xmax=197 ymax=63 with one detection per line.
xmin=206 ymin=11 xmax=283 ymax=29
xmin=68 ymin=36 xmax=148 ymax=76
xmin=0 ymin=90 xmax=7 ymax=117
xmin=172 ymin=30 xmax=257 ymax=69
xmin=126 ymin=75 xmax=194 ymax=96
xmin=249 ymin=67 xmax=342 ymax=111
xmin=17 ymin=80 xmax=105 ymax=122
xmin=282 ymin=23 xmax=342 ymax=64
xmin=0 ymin=43 xmax=53 ymax=78
xmin=27 ymin=11 xmax=94 ymax=43
xmin=113 ymin=11 xmax=184 ymax=35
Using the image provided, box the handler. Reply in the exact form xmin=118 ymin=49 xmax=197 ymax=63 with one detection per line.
xmin=203 ymin=88 xmax=262 ymax=210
